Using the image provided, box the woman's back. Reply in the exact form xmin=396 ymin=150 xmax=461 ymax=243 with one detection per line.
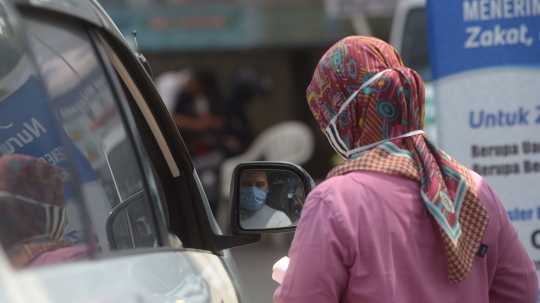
xmin=275 ymin=170 xmax=537 ymax=303
xmin=275 ymin=36 xmax=536 ymax=303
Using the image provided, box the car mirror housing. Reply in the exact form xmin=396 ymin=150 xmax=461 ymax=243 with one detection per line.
xmin=229 ymin=161 xmax=315 ymax=235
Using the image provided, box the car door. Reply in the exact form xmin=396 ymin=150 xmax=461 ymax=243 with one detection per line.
xmin=0 ymin=3 xmax=243 ymax=303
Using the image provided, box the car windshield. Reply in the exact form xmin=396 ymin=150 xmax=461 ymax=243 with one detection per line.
xmin=401 ymin=7 xmax=431 ymax=82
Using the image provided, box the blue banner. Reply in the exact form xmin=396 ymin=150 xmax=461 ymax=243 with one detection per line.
xmin=0 ymin=76 xmax=98 ymax=201
xmin=426 ymin=0 xmax=540 ymax=80
xmin=427 ymin=1 xmax=540 ymax=299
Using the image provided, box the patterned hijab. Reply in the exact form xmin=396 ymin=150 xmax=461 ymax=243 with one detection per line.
xmin=307 ymin=36 xmax=489 ymax=283
xmin=0 ymin=154 xmax=68 ymax=268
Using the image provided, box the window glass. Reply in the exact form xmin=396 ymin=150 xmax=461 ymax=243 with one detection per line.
xmin=22 ymin=12 xmax=162 ymax=253
xmin=0 ymin=1 xmax=90 ymax=268
xmin=401 ymin=8 xmax=431 ymax=82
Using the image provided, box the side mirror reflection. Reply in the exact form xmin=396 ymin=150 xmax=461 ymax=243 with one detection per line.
xmin=106 ymin=191 xmax=157 ymax=250
xmin=238 ymin=169 xmax=305 ymax=230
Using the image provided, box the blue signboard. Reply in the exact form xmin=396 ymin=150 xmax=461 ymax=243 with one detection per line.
xmin=427 ymin=1 xmax=540 ymax=298
xmin=0 ymin=76 xmax=98 ymax=200
xmin=427 ymin=0 xmax=540 ymax=80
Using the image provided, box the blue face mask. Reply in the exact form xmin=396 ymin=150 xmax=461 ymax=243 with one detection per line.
xmin=240 ymin=186 xmax=267 ymax=212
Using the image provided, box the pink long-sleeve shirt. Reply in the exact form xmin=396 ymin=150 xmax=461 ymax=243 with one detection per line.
xmin=274 ymin=170 xmax=537 ymax=303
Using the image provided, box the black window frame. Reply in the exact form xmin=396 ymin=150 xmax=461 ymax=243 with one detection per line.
xmin=81 ymin=11 xmax=260 ymax=255
xmin=87 ymin=26 xmax=171 ymax=251
xmin=90 ymin=28 xmax=204 ymax=249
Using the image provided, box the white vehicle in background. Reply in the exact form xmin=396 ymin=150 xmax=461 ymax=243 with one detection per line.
xmin=389 ymin=0 xmax=437 ymax=143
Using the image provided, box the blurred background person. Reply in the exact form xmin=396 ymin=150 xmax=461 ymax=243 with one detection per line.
xmin=155 ymin=69 xmax=225 ymax=215
xmin=155 ymin=68 xmax=273 ymax=216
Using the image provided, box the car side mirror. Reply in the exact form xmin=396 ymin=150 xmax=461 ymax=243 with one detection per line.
xmin=229 ymin=161 xmax=315 ymax=235
xmin=106 ymin=191 xmax=157 ymax=250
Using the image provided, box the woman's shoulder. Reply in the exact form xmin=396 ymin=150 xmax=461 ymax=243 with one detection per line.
xmin=468 ymin=170 xmax=506 ymax=219
xmin=313 ymin=170 xmax=418 ymax=197
xmin=469 ymin=170 xmax=499 ymax=204
xmin=308 ymin=171 xmax=414 ymax=212
xmin=310 ymin=173 xmax=360 ymax=199
xmin=28 ymin=246 xmax=90 ymax=267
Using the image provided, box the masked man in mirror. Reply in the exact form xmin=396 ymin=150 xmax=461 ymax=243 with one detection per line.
xmin=239 ymin=170 xmax=292 ymax=229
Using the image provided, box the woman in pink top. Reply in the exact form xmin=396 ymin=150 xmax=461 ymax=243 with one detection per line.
xmin=274 ymin=36 xmax=537 ymax=303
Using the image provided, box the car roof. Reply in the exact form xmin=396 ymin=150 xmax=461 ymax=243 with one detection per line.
xmin=10 ymin=0 xmax=127 ymax=48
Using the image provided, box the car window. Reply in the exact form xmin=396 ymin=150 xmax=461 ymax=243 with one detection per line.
xmin=401 ymin=7 xmax=431 ymax=82
xmin=21 ymin=11 xmax=165 ymax=253
xmin=94 ymin=34 xmax=190 ymax=248
xmin=0 ymin=2 xmax=91 ymax=268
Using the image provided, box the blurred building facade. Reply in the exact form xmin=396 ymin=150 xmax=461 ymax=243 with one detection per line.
xmin=99 ymin=0 xmax=392 ymax=179
xmin=101 ymin=0 xmax=355 ymax=52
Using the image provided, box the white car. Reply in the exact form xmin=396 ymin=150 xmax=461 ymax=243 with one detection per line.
xmin=0 ymin=0 xmax=314 ymax=302
xmin=390 ymin=0 xmax=437 ymax=143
